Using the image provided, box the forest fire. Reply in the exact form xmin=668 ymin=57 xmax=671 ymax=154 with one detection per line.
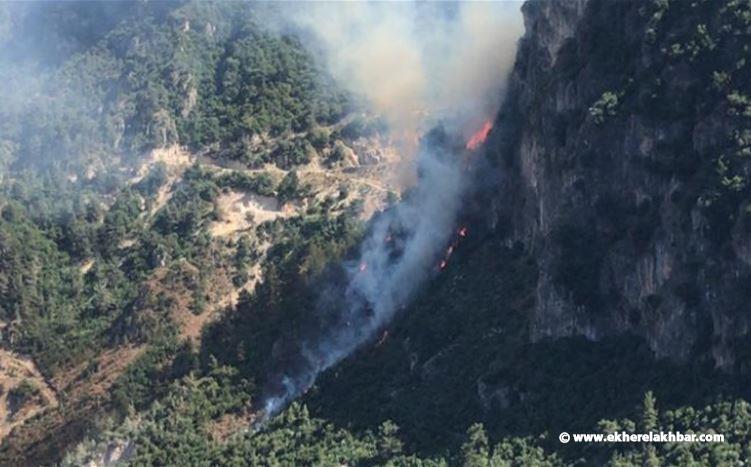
xmin=438 ymin=226 xmax=469 ymax=271
xmin=465 ymin=120 xmax=493 ymax=150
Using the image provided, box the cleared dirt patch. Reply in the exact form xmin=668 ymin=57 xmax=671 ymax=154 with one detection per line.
xmin=210 ymin=191 xmax=297 ymax=237
xmin=133 ymin=145 xmax=194 ymax=182
xmin=132 ymin=145 xmax=196 ymax=215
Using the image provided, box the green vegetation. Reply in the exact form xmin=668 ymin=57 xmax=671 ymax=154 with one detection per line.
xmin=590 ymin=0 xmax=751 ymax=246
xmin=62 ymin=364 xmax=751 ymax=466
xmin=215 ymin=170 xmax=276 ymax=197
xmin=182 ymin=29 xmax=348 ymax=150
xmin=0 ymin=2 xmax=350 ymax=173
xmin=8 ymin=379 xmax=39 ymax=404
xmin=588 ymin=91 xmax=619 ymax=124
xmin=0 ymin=196 xmax=107 ymax=373
xmin=0 ymin=5 xmax=362 ymax=461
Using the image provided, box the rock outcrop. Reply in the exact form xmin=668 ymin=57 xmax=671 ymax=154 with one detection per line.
xmin=491 ymin=0 xmax=751 ymax=369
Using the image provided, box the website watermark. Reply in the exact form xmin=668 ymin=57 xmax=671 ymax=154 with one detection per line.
xmin=558 ymin=431 xmax=725 ymax=444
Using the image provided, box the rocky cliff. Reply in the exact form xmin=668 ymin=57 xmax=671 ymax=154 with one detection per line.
xmin=491 ymin=0 xmax=751 ymax=369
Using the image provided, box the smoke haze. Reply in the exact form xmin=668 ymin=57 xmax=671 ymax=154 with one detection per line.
xmin=261 ymin=1 xmax=523 ymax=417
xmin=278 ymin=1 xmax=523 ymax=139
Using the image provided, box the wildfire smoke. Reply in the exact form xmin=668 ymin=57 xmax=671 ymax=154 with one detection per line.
xmin=259 ymin=2 xmax=523 ymax=418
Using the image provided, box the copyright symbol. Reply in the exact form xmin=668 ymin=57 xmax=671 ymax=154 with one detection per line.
xmin=559 ymin=432 xmax=570 ymax=444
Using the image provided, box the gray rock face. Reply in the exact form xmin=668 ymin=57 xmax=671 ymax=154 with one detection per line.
xmin=490 ymin=0 xmax=751 ymax=369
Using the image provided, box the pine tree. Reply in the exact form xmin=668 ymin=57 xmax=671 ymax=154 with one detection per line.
xmin=462 ymin=423 xmax=490 ymax=467
xmin=641 ymin=392 xmax=660 ymax=467
xmin=642 ymin=391 xmax=658 ymax=432
xmin=377 ymin=420 xmax=404 ymax=460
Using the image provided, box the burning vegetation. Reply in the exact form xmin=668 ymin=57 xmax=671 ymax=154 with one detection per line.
xmin=466 ymin=120 xmax=493 ymax=151
xmin=439 ymin=226 xmax=470 ymax=271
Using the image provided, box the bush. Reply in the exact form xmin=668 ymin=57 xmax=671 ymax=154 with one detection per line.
xmin=589 ymin=91 xmax=619 ymax=124
xmin=277 ymin=170 xmax=301 ymax=203
xmin=8 ymin=379 xmax=39 ymax=413
xmin=307 ymin=127 xmax=330 ymax=150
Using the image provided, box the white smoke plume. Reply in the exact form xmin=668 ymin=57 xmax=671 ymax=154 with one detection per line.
xmin=269 ymin=1 xmax=522 ymax=139
xmin=261 ymin=1 xmax=523 ymax=417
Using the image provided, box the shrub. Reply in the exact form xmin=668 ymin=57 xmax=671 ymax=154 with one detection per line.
xmin=589 ymin=91 xmax=620 ymax=125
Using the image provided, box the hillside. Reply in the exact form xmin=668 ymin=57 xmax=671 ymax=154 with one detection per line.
xmin=2 ymin=1 xmax=751 ymax=466
xmin=0 ymin=2 xmax=398 ymax=465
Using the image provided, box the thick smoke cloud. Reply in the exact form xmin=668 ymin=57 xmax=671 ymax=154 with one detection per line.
xmin=271 ymin=1 xmax=522 ymax=141
xmin=261 ymin=1 xmax=523 ymax=417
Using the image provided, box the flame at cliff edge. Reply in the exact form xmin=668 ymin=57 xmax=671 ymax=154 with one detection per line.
xmin=466 ymin=120 xmax=493 ymax=151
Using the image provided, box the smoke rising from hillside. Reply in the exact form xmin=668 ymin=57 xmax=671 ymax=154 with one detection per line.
xmin=261 ymin=2 xmax=523 ymax=417
xmin=263 ymin=128 xmax=465 ymax=416
xmin=273 ymin=1 xmax=522 ymax=139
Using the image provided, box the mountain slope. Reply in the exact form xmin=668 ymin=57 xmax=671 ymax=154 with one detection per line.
xmin=3 ymin=0 xmax=751 ymax=466
xmin=305 ymin=0 xmax=751 ymax=461
xmin=0 ymin=3 xmax=395 ymax=464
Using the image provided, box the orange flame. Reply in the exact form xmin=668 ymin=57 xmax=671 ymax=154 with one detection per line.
xmin=465 ymin=120 xmax=493 ymax=151
xmin=438 ymin=226 xmax=469 ymax=271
